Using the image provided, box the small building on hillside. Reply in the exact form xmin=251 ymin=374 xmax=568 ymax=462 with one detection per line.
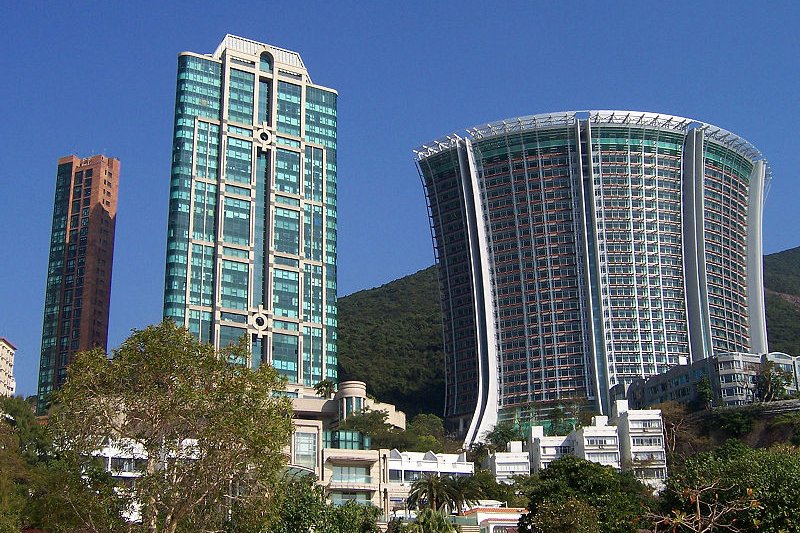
xmin=611 ymin=352 xmax=800 ymax=409
xmin=484 ymin=400 xmax=666 ymax=490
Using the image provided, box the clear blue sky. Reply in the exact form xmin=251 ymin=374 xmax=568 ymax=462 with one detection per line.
xmin=2 ymin=2 xmax=799 ymax=398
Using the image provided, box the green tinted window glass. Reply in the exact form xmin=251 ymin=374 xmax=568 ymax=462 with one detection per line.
xmin=274 ymin=320 xmax=299 ymax=331
xmin=303 ymin=264 xmax=323 ymax=323
xmin=223 ymin=246 xmax=248 ymax=258
xmin=272 ymin=332 xmax=298 ymax=382
xmin=276 ymin=195 xmax=300 ymax=207
xmin=275 ymin=149 xmax=300 ymax=194
xmin=259 ymin=53 xmax=273 ymax=73
xmin=273 ymin=269 xmax=299 ymax=318
xmin=188 ymin=309 xmax=212 ymax=344
xmin=258 ymin=79 xmax=270 ymax=125
xmin=195 ymin=122 xmax=220 ymax=179
xmin=221 ymin=260 xmax=248 ymax=310
xmin=225 ymin=137 xmax=252 ymax=184
xmin=304 ymin=146 xmax=324 ymax=201
xmin=302 ymin=326 xmax=323 ymax=387
xmin=227 ymin=68 xmax=254 ymax=124
xmin=223 ymin=197 xmax=251 ymax=245
xmin=192 ymin=182 xmax=217 ymax=242
xmin=189 ymin=244 xmax=214 ymax=306
xmin=273 ymin=207 xmax=299 ymax=255
xmin=277 ymin=81 xmax=301 ymax=136
xmin=303 ymin=204 xmax=323 ymax=261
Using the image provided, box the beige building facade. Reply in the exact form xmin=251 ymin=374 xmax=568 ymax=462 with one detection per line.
xmin=0 ymin=338 xmax=16 ymax=397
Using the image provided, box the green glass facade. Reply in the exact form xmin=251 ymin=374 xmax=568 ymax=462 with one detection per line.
xmin=164 ymin=35 xmax=337 ymax=385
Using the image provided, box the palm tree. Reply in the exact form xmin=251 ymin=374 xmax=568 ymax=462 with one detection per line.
xmin=445 ymin=475 xmax=483 ymax=515
xmin=410 ymin=508 xmax=457 ymax=532
xmin=407 ymin=473 xmax=455 ymax=512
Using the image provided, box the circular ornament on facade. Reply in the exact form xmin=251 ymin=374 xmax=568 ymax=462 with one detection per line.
xmin=251 ymin=311 xmax=269 ymax=332
xmin=255 ymin=128 xmax=272 ymax=149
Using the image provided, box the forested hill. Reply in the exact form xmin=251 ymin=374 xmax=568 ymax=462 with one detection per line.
xmin=764 ymin=246 xmax=800 ymax=355
xmin=338 ymin=246 xmax=800 ymax=418
xmin=336 ymin=266 xmax=445 ymax=418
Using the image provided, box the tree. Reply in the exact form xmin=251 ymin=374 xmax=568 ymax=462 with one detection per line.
xmin=51 ymin=320 xmax=294 ymax=533
xmin=408 ymin=508 xmax=457 ymax=533
xmin=483 ymin=421 xmax=525 ymax=450
xmin=755 ymin=360 xmax=791 ymax=402
xmin=314 ymin=379 xmax=337 ymax=399
xmin=407 ymin=414 xmax=445 ymax=440
xmin=694 ymin=376 xmax=714 ymax=410
xmin=520 ymin=498 xmax=600 ymax=533
xmin=518 ymin=455 xmax=653 ymax=533
xmin=445 ymin=475 xmax=483 ymax=514
xmin=1 ymin=396 xmax=126 ymax=533
xmin=657 ymin=440 xmax=800 ymax=533
xmin=658 ymin=401 xmax=711 ymax=461
xmin=265 ymin=474 xmax=380 ymax=533
xmin=407 ymin=473 xmax=455 ymax=512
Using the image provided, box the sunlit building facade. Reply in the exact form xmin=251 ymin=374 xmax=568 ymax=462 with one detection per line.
xmin=163 ymin=35 xmax=338 ymax=385
xmin=416 ymin=111 xmax=770 ymax=445
xmin=38 ymin=155 xmax=119 ymax=413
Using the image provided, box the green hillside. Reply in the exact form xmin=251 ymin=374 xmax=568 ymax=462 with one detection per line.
xmin=336 ymin=266 xmax=445 ymax=418
xmin=764 ymin=246 xmax=800 ymax=355
xmin=338 ymin=246 xmax=800 ymax=418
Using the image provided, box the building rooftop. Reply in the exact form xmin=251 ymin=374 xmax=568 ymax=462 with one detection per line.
xmin=414 ymin=110 xmax=768 ymax=173
xmin=212 ymin=34 xmax=307 ymax=71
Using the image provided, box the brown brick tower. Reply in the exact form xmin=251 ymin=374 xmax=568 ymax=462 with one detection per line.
xmin=37 ymin=155 xmax=119 ymax=413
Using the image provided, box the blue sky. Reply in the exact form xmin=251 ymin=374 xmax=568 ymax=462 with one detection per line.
xmin=2 ymin=1 xmax=799 ymax=398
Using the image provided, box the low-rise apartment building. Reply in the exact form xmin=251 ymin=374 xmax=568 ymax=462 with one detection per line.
xmin=485 ymin=400 xmax=666 ymax=490
xmin=612 ymin=352 xmax=800 ymax=409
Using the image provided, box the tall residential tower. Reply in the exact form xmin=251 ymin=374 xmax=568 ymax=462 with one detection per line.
xmin=163 ymin=35 xmax=338 ymax=385
xmin=38 ymin=155 xmax=119 ymax=413
xmin=416 ymin=111 xmax=769 ymax=445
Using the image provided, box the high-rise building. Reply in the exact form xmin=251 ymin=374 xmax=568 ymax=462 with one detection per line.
xmin=38 ymin=155 xmax=119 ymax=413
xmin=0 ymin=337 xmax=16 ymax=397
xmin=163 ymin=35 xmax=338 ymax=385
xmin=415 ymin=111 xmax=770 ymax=445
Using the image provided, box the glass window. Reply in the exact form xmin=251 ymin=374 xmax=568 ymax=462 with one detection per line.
xmin=221 ymin=260 xmax=248 ymax=310
xmin=225 ymin=137 xmax=252 ymax=184
xmin=273 ymin=269 xmax=299 ymax=318
xmin=223 ymin=197 xmax=251 ymax=245
xmin=275 ymin=149 xmax=300 ymax=194
xmin=273 ymin=332 xmax=299 ymax=382
xmin=294 ymin=432 xmax=317 ymax=469
xmin=273 ymin=208 xmax=299 ymax=255
xmin=227 ymin=68 xmax=254 ymax=124
xmin=276 ymin=81 xmax=301 ymax=136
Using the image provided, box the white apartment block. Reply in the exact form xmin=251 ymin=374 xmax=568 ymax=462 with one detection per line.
xmin=485 ymin=400 xmax=666 ymax=490
xmin=0 ymin=338 xmax=16 ymax=397
xmin=483 ymin=440 xmax=530 ymax=483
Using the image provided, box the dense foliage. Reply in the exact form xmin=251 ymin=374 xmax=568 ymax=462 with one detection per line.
xmin=518 ymin=455 xmax=653 ymax=533
xmin=265 ymin=475 xmax=380 ymax=533
xmin=337 ymin=266 xmax=445 ymax=418
xmin=656 ymin=441 xmax=800 ymax=532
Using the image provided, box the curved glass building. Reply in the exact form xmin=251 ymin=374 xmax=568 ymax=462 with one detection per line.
xmin=415 ymin=111 xmax=770 ymax=445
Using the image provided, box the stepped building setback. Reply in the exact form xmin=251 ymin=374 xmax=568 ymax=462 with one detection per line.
xmin=416 ymin=111 xmax=770 ymax=445
xmin=37 ymin=155 xmax=119 ymax=413
xmin=163 ymin=35 xmax=338 ymax=384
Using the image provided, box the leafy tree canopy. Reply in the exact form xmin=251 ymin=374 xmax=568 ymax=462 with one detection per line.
xmin=659 ymin=440 xmax=800 ymax=533
xmin=51 ymin=320 xmax=295 ymax=533
xmin=519 ymin=455 xmax=653 ymax=533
